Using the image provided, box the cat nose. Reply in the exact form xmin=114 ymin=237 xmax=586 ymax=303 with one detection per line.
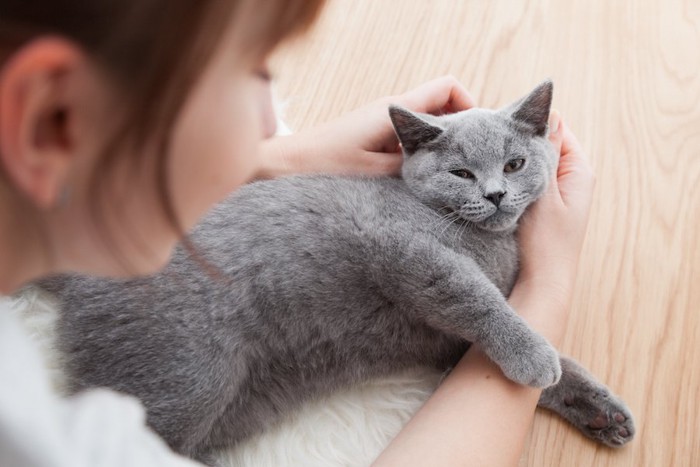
xmin=484 ymin=191 xmax=506 ymax=207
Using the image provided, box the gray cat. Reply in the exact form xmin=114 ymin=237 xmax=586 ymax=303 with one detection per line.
xmin=40 ymin=81 xmax=634 ymax=464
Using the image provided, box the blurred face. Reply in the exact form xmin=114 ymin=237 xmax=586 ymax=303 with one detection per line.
xmin=46 ymin=23 xmax=278 ymax=277
xmin=168 ymin=42 xmax=276 ymax=239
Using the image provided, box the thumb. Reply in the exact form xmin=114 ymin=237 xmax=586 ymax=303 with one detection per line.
xmin=548 ymin=109 xmax=563 ymax=153
xmin=542 ymin=109 xmax=564 ymax=202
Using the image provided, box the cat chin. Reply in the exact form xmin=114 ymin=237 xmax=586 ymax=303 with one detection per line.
xmin=475 ymin=213 xmax=519 ymax=233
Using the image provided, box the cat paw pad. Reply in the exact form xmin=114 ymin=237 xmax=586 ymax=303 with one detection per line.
xmin=574 ymin=392 xmax=635 ymax=447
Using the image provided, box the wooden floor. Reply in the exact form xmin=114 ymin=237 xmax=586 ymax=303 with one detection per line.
xmin=272 ymin=1 xmax=700 ymax=466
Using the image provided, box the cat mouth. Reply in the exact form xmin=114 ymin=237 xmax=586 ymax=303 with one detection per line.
xmin=460 ymin=205 xmax=500 ymax=223
xmin=454 ymin=203 xmax=519 ymax=227
xmin=478 ymin=210 xmax=519 ymax=231
xmin=455 ymin=203 xmax=519 ymax=230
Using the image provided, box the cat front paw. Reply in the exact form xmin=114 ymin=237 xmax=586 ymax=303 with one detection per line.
xmin=486 ymin=331 xmax=562 ymax=388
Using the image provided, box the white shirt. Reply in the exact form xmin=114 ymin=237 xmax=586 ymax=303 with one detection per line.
xmin=0 ymin=295 xmax=202 ymax=467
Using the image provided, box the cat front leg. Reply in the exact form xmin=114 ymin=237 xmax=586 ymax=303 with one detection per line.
xmin=538 ymin=356 xmax=635 ymax=447
xmin=372 ymin=234 xmax=561 ymax=388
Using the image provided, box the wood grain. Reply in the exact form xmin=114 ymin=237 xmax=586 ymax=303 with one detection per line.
xmin=271 ymin=1 xmax=700 ymax=465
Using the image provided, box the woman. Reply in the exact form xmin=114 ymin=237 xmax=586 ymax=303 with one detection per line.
xmin=0 ymin=1 xmax=594 ymax=466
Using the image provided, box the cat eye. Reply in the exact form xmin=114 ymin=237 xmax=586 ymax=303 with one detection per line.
xmin=450 ymin=169 xmax=475 ymax=180
xmin=504 ymin=158 xmax=525 ymax=173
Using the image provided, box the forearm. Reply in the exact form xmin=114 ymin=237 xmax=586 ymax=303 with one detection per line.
xmin=256 ymin=131 xmax=357 ymax=179
xmin=255 ymin=124 xmax=402 ymax=180
xmin=372 ymin=288 xmax=567 ymax=467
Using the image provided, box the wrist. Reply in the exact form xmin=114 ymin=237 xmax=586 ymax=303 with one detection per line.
xmin=517 ymin=250 xmax=580 ymax=301
xmin=514 ymin=269 xmax=575 ymax=303
xmin=255 ymin=134 xmax=305 ymax=180
xmin=508 ymin=280 xmax=572 ymax=347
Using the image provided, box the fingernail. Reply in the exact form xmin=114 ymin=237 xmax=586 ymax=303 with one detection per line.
xmin=549 ymin=109 xmax=561 ymax=135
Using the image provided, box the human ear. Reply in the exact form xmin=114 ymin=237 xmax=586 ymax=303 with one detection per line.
xmin=0 ymin=37 xmax=84 ymax=209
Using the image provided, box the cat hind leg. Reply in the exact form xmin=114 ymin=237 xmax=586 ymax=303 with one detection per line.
xmin=538 ymin=356 xmax=635 ymax=447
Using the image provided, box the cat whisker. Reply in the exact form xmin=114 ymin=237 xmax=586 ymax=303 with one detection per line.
xmin=430 ymin=208 xmax=460 ymax=237
xmin=437 ymin=213 xmax=462 ymax=239
xmin=430 ymin=215 xmax=452 ymax=237
xmin=452 ymin=216 xmax=472 ymax=244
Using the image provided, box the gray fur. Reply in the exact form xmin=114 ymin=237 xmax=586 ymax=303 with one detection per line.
xmin=39 ymin=81 xmax=633 ymax=462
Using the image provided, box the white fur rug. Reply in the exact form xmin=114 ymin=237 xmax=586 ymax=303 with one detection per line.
xmin=13 ymin=271 xmax=440 ymax=467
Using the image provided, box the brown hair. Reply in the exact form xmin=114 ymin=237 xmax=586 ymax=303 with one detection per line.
xmin=0 ymin=0 xmax=325 ymax=270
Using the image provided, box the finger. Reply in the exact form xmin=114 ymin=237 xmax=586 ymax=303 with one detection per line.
xmin=559 ymin=121 xmax=593 ymax=171
xmin=548 ymin=110 xmax=563 ymax=154
xmin=542 ymin=110 xmax=564 ymax=203
xmin=558 ymin=121 xmax=594 ymax=177
xmin=395 ymin=75 xmax=475 ymax=115
xmin=381 ymin=140 xmax=401 ymax=154
xmin=560 ymin=121 xmax=584 ymax=158
xmin=548 ymin=110 xmax=563 ymax=183
xmin=442 ymin=77 xmax=475 ymax=112
xmin=556 ymin=122 xmax=595 ymax=209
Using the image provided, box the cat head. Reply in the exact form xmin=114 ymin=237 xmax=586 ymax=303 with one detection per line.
xmin=389 ymin=80 xmax=557 ymax=232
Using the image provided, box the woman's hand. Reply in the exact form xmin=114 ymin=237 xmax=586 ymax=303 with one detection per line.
xmin=257 ymin=76 xmax=474 ymax=179
xmin=511 ymin=112 xmax=596 ymax=344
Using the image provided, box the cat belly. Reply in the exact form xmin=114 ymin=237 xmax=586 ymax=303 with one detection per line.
xmin=201 ymin=319 xmax=468 ymax=452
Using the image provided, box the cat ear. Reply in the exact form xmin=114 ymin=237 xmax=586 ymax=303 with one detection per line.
xmin=388 ymin=105 xmax=444 ymax=154
xmin=505 ymin=80 xmax=553 ymax=137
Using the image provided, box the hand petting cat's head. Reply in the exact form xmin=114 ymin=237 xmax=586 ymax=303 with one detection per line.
xmin=389 ymin=80 xmax=557 ymax=232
